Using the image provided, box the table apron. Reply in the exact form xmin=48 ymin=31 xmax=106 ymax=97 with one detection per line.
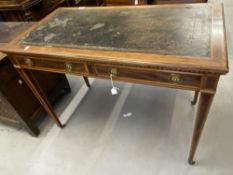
xmin=11 ymin=55 xmax=220 ymax=93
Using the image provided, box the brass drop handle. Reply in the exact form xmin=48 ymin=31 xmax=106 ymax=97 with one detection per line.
xmin=169 ymin=73 xmax=182 ymax=84
xmin=24 ymin=58 xmax=33 ymax=66
xmin=65 ymin=63 xmax=72 ymax=72
xmin=110 ymin=68 xmax=118 ymax=77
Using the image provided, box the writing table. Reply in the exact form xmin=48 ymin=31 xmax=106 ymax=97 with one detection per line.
xmin=0 ymin=3 xmax=228 ymax=164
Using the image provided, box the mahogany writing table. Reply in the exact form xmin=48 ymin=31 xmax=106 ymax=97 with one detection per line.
xmin=0 ymin=3 xmax=228 ymax=164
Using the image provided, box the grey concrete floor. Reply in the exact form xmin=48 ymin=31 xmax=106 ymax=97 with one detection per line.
xmin=0 ymin=0 xmax=233 ymax=174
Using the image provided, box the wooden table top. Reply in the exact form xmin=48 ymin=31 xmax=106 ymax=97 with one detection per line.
xmin=0 ymin=0 xmax=41 ymax=10
xmin=0 ymin=4 xmax=228 ymax=74
xmin=0 ymin=22 xmax=34 ymax=61
xmin=0 ymin=22 xmax=34 ymax=44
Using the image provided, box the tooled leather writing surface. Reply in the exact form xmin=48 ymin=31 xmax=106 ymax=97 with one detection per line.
xmin=19 ymin=6 xmax=211 ymax=58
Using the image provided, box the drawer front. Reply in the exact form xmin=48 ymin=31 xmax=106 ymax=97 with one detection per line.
xmin=14 ymin=56 xmax=87 ymax=74
xmin=94 ymin=64 xmax=201 ymax=88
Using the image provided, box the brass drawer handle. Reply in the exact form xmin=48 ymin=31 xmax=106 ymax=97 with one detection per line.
xmin=65 ymin=63 xmax=73 ymax=72
xmin=110 ymin=68 xmax=118 ymax=76
xmin=169 ymin=73 xmax=183 ymax=84
xmin=24 ymin=58 xmax=33 ymax=66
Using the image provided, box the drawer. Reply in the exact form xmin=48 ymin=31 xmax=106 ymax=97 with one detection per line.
xmin=14 ymin=56 xmax=87 ymax=75
xmin=94 ymin=64 xmax=201 ymax=88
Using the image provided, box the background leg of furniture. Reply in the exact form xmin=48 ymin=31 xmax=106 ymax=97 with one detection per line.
xmin=15 ymin=115 xmax=40 ymax=137
xmin=16 ymin=69 xmax=64 ymax=128
xmin=188 ymin=92 xmax=214 ymax=164
xmin=83 ymin=76 xmax=91 ymax=88
xmin=191 ymin=91 xmax=199 ymax=105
